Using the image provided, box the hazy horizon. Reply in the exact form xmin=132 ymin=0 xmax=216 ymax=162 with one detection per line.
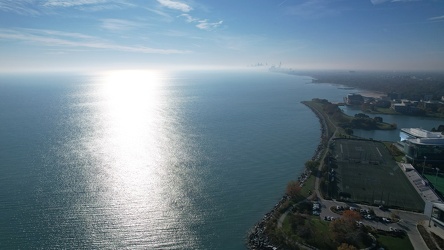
xmin=1 ymin=0 xmax=444 ymax=72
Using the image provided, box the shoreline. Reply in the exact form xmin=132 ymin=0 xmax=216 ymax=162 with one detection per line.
xmin=246 ymin=101 xmax=328 ymax=249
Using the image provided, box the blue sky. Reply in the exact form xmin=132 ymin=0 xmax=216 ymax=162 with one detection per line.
xmin=0 ymin=0 xmax=443 ymax=72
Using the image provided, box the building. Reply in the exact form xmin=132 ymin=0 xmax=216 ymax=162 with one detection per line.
xmin=399 ymin=163 xmax=415 ymax=172
xmin=391 ymin=100 xmax=424 ymax=115
xmin=399 ymin=128 xmax=444 ymax=164
xmin=344 ymin=93 xmax=364 ymax=106
xmin=426 ymin=202 xmax=444 ymax=230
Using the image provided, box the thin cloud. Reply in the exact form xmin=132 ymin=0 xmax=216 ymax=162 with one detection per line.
xmin=0 ymin=0 xmax=133 ymax=15
xmin=278 ymin=0 xmax=288 ymax=7
xmin=428 ymin=15 xmax=444 ymax=21
xmin=44 ymin=0 xmax=135 ymax=12
xmin=0 ymin=0 xmax=42 ymax=15
xmin=100 ymin=19 xmax=145 ymax=31
xmin=179 ymin=13 xmax=199 ymax=23
xmin=157 ymin=0 xmax=192 ymax=12
xmin=178 ymin=14 xmax=223 ymax=31
xmin=370 ymin=0 xmax=389 ymax=4
xmin=391 ymin=0 xmax=421 ymax=2
xmin=43 ymin=0 xmax=108 ymax=7
xmin=145 ymin=7 xmax=172 ymax=20
xmin=371 ymin=0 xmax=421 ymax=4
xmin=196 ymin=20 xmax=223 ymax=31
xmin=285 ymin=0 xmax=347 ymax=19
xmin=0 ymin=28 xmax=190 ymax=54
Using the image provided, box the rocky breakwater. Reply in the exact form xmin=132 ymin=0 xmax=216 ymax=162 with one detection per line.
xmin=246 ymin=169 xmax=313 ymax=249
xmin=246 ymin=100 xmax=330 ymax=249
xmin=247 ymin=195 xmax=288 ymax=250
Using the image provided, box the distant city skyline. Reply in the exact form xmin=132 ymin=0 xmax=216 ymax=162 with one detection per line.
xmin=0 ymin=0 xmax=443 ymax=72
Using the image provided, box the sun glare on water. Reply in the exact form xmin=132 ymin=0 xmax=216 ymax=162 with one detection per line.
xmin=98 ymin=70 xmax=166 ymax=184
xmin=84 ymin=70 xmax=198 ymax=248
xmin=100 ymin=70 xmax=164 ymax=152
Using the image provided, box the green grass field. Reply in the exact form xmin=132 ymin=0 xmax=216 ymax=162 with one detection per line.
xmin=332 ymin=138 xmax=424 ymax=211
xmin=376 ymin=234 xmax=414 ymax=250
xmin=424 ymin=174 xmax=444 ymax=195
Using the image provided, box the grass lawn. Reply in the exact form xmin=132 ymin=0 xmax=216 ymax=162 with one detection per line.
xmin=376 ymin=234 xmax=414 ymax=250
xmin=309 ymin=218 xmax=331 ymax=238
xmin=424 ymin=174 xmax=444 ymax=195
xmin=374 ymin=107 xmax=399 ymax=115
xmin=300 ymin=175 xmax=316 ymax=197
xmin=282 ymin=215 xmax=336 ymax=249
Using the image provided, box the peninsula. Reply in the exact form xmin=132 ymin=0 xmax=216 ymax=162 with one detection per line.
xmin=247 ymin=96 xmax=442 ymax=250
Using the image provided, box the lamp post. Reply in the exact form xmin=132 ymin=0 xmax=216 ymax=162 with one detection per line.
xmin=422 ymin=156 xmax=427 ymax=176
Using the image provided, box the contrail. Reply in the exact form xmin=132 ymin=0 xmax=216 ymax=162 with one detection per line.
xmin=278 ymin=0 xmax=287 ymax=7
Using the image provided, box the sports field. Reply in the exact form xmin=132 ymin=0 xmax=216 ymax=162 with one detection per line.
xmin=332 ymin=138 xmax=424 ymax=212
xmin=424 ymin=174 xmax=444 ymax=195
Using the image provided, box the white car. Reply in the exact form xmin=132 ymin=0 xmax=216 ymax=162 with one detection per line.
xmin=382 ymin=217 xmax=391 ymax=223
xmin=389 ymin=227 xmax=399 ymax=232
xmin=364 ymin=214 xmax=374 ymax=220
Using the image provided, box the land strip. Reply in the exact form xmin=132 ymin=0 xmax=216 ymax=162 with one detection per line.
xmin=247 ymin=98 xmax=430 ymax=250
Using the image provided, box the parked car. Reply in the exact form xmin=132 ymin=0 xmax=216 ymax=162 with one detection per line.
xmin=360 ymin=209 xmax=369 ymax=214
xmin=382 ymin=217 xmax=391 ymax=223
xmin=379 ymin=205 xmax=388 ymax=211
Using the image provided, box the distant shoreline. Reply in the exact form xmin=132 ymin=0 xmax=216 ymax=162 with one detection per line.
xmin=269 ymin=68 xmax=444 ymax=102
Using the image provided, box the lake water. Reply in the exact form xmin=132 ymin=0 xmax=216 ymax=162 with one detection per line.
xmin=342 ymin=106 xmax=443 ymax=141
xmin=0 ymin=70 xmax=428 ymax=249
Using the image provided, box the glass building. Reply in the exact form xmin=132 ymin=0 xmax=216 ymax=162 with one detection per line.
xmin=399 ymin=128 xmax=444 ymax=164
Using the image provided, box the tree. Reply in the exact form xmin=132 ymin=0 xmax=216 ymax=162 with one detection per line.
xmin=330 ymin=218 xmax=354 ymax=244
xmin=374 ymin=116 xmax=383 ymax=123
xmin=342 ymin=210 xmax=362 ymax=222
xmin=286 ymin=181 xmax=301 ymax=199
xmin=337 ymin=243 xmax=357 ymax=250
xmin=432 ymin=124 xmax=444 ymax=132
xmin=305 ymin=160 xmax=319 ymax=172
xmin=354 ymin=113 xmax=369 ymax=119
xmin=330 ymin=211 xmax=362 ymax=246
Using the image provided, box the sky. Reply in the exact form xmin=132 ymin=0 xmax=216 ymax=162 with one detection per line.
xmin=0 ymin=0 xmax=443 ymax=72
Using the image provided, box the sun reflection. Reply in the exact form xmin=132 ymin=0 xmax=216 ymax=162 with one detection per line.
xmin=99 ymin=70 xmax=164 ymax=170
xmin=84 ymin=70 xmax=198 ymax=248
xmin=96 ymin=69 xmax=169 ymax=190
xmin=101 ymin=70 xmax=163 ymax=132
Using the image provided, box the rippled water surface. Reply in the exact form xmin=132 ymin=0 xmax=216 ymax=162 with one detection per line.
xmin=1 ymin=70 xmax=374 ymax=249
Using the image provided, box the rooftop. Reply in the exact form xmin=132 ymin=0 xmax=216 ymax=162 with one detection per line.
xmin=401 ymin=128 xmax=443 ymax=139
xmin=408 ymin=138 xmax=444 ymax=145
